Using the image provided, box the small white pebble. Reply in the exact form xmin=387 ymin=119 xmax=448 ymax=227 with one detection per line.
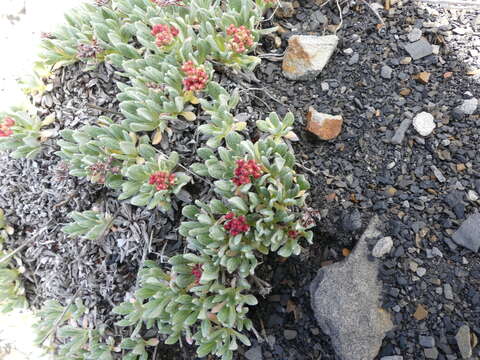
xmin=413 ymin=112 xmax=436 ymax=137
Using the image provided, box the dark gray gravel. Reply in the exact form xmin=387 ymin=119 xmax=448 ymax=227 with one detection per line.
xmin=240 ymin=0 xmax=480 ymax=359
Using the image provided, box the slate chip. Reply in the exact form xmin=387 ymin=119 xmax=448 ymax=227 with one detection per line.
xmin=404 ymin=39 xmax=433 ymax=60
xmin=452 ymin=213 xmax=480 ymax=252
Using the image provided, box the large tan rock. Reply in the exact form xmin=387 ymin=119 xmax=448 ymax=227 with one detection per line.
xmin=306 ymin=107 xmax=343 ymax=140
xmin=310 ymin=217 xmax=394 ymax=360
xmin=282 ymin=35 xmax=338 ymax=80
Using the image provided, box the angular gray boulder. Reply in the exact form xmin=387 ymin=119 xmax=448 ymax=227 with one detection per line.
xmin=310 ymin=217 xmax=393 ymax=360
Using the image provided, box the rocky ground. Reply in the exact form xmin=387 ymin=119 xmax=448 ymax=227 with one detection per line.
xmin=0 ymin=0 xmax=479 ymax=359
xmin=245 ymin=0 xmax=480 ymax=359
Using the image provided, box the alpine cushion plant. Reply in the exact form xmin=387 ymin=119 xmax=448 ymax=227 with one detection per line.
xmin=187 ymin=125 xmax=313 ymax=271
xmin=117 ymin=54 xmax=213 ymax=136
xmin=7 ymin=0 xmax=317 ymax=359
xmin=113 ymin=260 xmax=256 ymax=360
xmin=113 ymin=119 xmax=314 ymax=360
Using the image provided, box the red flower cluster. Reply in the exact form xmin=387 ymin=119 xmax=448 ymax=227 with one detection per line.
xmin=226 ymin=24 xmax=254 ymax=53
xmin=288 ymin=230 xmax=299 ymax=238
xmin=191 ymin=264 xmax=203 ymax=284
xmin=0 ymin=117 xmax=15 ymax=137
xmin=224 ymin=212 xmax=250 ymax=236
xmin=232 ymin=159 xmax=262 ymax=186
xmin=181 ymin=61 xmax=208 ymax=92
xmin=149 ymin=171 xmax=176 ymax=191
xmin=151 ymin=24 xmax=179 ymax=47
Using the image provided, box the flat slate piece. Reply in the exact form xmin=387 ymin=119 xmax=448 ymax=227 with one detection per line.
xmin=452 ymin=213 xmax=480 ymax=252
xmin=404 ymin=38 xmax=433 ymax=60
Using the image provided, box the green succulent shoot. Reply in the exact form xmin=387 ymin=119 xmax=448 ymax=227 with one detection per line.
xmin=57 ymin=118 xmax=152 ymax=189
xmin=0 ymin=107 xmax=56 ymax=159
xmin=119 ymin=151 xmax=191 ymax=210
xmin=117 ymin=54 xmax=210 ymax=140
xmin=114 ymin=260 xmax=256 ymax=360
xmin=190 ymin=133 xmax=313 ymax=260
xmin=0 ymin=209 xmax=27 ymax=313
xmin=62 ymin=210 xmax=115 ymax=241
xmin=120 ymin=337 xmax=159 ymax=360
xmin=198 ymin=83 xmax=245 ymax=148
xmin=256 ymin=112 xmax=299 ymax=142
xmin=33 ymin=299 xmax=86 ymax=347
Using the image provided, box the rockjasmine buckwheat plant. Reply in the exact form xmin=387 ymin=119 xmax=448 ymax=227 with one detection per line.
xmin=12 ymin=0 xmax=315 ymax=358
xmin=118 ymin=54 xmax=212 ymax=136
xmin=114 ymin=118 xmax=313 ymax=360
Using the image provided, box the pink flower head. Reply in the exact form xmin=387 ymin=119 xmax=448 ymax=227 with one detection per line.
xmin=3 ymin=117 xmax=15 ymax=127
xmin=224 ymin=212 xmax=250 ymax=236
xmin=149 ymin=171 xmax=176 ymax=191
xmin=181 ymin=61 xmax=208 ymax=92
xmin=0 ymin=117 xmax=15 ymax=137
xmin=232 ymin=159 xmax=262 ymax=186
xmin=191 ymin=264 xmax=203 ymax=284
xmin=226 ymin=25 xmax=254 ymax=54
xmin=151 ymin=24 xmax=179 ymax=47
xmin=288 ymin=230 xmax=299 ymax=238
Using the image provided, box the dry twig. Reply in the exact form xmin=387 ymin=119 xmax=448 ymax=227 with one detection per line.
xmin=87 ymin=103 xmax=122 ymax=116
xmin=0 ymin=225 xmax=50 ymax=265
xmin=38 ymin=286 xmax=83 ymax=346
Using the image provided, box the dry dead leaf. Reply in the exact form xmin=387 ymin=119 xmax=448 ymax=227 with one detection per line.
xmin=152 ymin=129 xmax=162 ymax=145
